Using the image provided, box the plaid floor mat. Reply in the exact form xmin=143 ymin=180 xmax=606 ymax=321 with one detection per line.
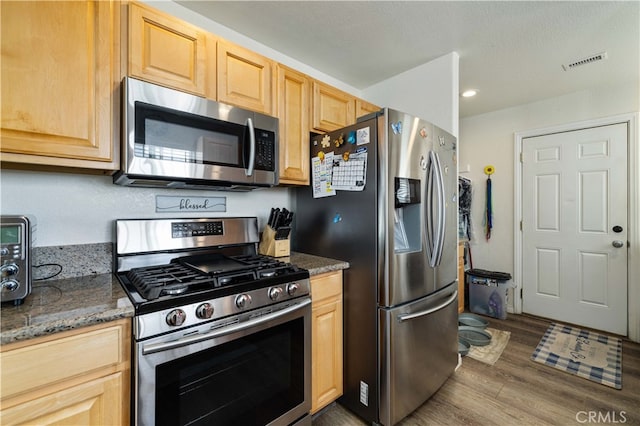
xmin=531 ymin=322 xmax=622 ymax=389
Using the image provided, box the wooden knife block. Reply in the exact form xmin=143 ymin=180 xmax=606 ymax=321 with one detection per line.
xmin=258 ymin=225 xmax=290 ymax=257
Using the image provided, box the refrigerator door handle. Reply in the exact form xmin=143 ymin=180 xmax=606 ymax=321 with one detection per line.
xmin=396 ymin=290 xmax=458 ymax=322
xmin=425 ymin=152 xmax=436 ymax=266
xmin=432 ymin=151 xmax=446 ymax=266
xmin=426 ymin=151 xmax=446 ymax=267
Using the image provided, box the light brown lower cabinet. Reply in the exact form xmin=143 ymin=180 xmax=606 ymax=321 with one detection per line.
xmin=310 ymin=270 xmax=344 ymax=414
xmin=0 ymin=319 xmax=131 ymax=426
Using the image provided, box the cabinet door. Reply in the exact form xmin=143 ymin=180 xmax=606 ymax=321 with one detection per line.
xmin=218 ymin=40 xmax=274 ymax=114
xmin=0 ymin=320 xmax=130 ymax=426
xmin=0 ymin=1 xmax=119 ymax=170
xmin=0 ymin=373 xmax=125 ymax=426
xmin=128 ymin=2 xmax=212 ymax=97
xmin=310 ymin=271 xmax=343 ymax=414
xmin=356 ymin=98 xmax=381 ymax=120
xmin=311 ymin=81 xmax=355 ymax=133
xmin=277 ymin=65 xmax=310 ymax=185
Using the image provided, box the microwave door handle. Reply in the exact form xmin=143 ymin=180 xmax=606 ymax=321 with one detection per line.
xmin=245 ymin=117 xmax=256 ymax=176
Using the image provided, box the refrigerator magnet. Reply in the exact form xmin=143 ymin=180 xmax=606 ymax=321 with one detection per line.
xmin=357 ymin=127 xmax=370 ymax=145
xmin=347 ymin=131 xmax=357 ymax=144
xmin=321 ymin=134 xmax=331 ymax=148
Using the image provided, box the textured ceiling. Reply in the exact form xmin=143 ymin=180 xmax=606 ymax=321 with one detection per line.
xmin=177 ymin=1 xmax=640 ymax=117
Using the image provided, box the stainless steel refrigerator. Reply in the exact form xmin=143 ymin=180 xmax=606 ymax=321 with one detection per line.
xmin=293 ymin=108 xmax=459 ymax=426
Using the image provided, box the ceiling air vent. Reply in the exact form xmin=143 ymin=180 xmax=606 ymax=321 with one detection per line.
xmin=562 ymin=51 xmax=608 ymax=71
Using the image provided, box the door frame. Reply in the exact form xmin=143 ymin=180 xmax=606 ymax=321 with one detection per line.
xmin=514 ymin=113 xmax=639 ymax=342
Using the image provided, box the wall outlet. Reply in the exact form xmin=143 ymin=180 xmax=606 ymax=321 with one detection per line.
xmin=359 ymin=381 xmax=369 ymax=406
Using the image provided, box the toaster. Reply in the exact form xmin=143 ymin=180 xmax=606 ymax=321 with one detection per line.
xmin=1 ymin=215 xmax=36 ymax=305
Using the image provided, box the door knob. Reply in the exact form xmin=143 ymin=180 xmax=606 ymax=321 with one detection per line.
xmin=612 ymin=240 xmax=625 ymax=248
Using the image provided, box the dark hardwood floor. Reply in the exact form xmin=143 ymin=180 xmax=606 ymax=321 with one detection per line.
xmin=312 ymin=314 xmax=640 ymax=425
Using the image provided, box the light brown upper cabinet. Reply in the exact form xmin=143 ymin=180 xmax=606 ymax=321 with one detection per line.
xmin=0 ymin=0 xmax=120 ymax=171
xmin=356 ymin=98 xmax=381 ymax=120
xmin=128 ymin=2 xmax=215 ymax=98
xmin=277 ymin=65 xmax=310 ymax=185
xmin=311 ymin=81 xmax=356 ymax=133
xmin=218 ymin=40 xmax=275 ymax=115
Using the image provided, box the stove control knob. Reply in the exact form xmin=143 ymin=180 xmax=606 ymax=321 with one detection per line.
xmin=166 ymin=309 xmax=186 ymax=327
xmin=287 ymin=283 xmax=299 ymax=296
xmin=196 ymin=303 xmax=214 ymax=319
xmin=235 ymin=294 xmax=252 ymax=309
xmin=268 ymin=287 xmax=283 ymax=301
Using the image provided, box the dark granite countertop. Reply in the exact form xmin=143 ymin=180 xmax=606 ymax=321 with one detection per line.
xmin=287 ymin=252 xmax=349 ymax=276
xmin=1 ymin=274 xmax=134 ymax=345
xmin=0 ymin=252 xmax=347 ymax=346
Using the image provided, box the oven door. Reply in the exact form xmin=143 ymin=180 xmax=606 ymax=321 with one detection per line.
xmin=134 ymin=298 xmax=311 ymax=426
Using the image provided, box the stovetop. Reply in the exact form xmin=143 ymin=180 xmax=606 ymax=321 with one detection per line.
xmin=115 ymin=217 xmax=311 ymax=339
xmin=117 ymin=253 xmax=309 ymax=315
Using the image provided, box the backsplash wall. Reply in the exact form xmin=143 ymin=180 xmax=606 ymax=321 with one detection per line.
xmin=0 ymin=169 xmax=292 ymax=247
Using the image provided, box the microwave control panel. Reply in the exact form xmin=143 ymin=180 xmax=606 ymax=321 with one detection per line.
xmin=255 ymin=131 xmax=275 ymax=171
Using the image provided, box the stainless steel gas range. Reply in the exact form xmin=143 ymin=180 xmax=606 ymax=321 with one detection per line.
xmin=115 ymin=217 xmax=311 ymax=426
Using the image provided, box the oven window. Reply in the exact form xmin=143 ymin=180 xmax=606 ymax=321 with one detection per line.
xmin=155 ymin=318 xmax=305 ymax=426
xmin=135 ymin=102 xmax=245 ymax=167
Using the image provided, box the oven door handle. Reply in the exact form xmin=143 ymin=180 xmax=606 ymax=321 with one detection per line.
xmin=142 ymin=298 xmax=311 ymax=355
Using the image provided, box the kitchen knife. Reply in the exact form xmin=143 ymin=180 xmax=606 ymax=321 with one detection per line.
xmin=267 ymin=208 xmax=275 ymax=228
xmin=274 ymin=226 xmax=291 ymax=240
xmin=271 ymin=209 xmax=281 ymax=229
xmin=284 ymin=211 xmax=294 ymax=226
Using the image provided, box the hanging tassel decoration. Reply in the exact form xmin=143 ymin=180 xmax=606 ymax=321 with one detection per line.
xmin=484 ymin=165 xmax=495 ymax=240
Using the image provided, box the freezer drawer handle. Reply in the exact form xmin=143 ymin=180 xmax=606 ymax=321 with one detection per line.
xmin=397 ymin=290 xmax=458 ymax=322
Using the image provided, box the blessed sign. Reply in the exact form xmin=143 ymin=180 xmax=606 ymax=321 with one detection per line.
xmin=156 ymin=196 xmax=226 ymax=213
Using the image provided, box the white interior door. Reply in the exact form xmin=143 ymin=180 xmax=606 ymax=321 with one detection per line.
xmin=522 ymin=123 xmax=628 ymax=335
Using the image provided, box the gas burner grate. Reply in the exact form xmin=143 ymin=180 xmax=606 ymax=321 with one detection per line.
xmin=127 ymin=264 xmax=217 ymax=300
xmin=229 ymin=254 xmax=303 ymax=279
xmin=230 ymin=254 xmax=293 ymax=269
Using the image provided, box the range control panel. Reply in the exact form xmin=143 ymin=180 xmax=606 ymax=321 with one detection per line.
xmin=172 ymin=221 xmax=224 ymax=238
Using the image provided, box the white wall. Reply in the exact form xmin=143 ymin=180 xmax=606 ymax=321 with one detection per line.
xmin=0 ymin=170 xmax=290 ymax=247
xmin=363 ymin=52 xmax=460 ymax=138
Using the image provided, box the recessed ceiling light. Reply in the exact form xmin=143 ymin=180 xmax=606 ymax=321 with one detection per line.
xmin=461 ymin=90 xmax=477 ymax=98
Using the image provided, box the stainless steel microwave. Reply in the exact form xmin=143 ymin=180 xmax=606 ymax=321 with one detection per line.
xmin=114 ymin=77 xmax=278 ymax=191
